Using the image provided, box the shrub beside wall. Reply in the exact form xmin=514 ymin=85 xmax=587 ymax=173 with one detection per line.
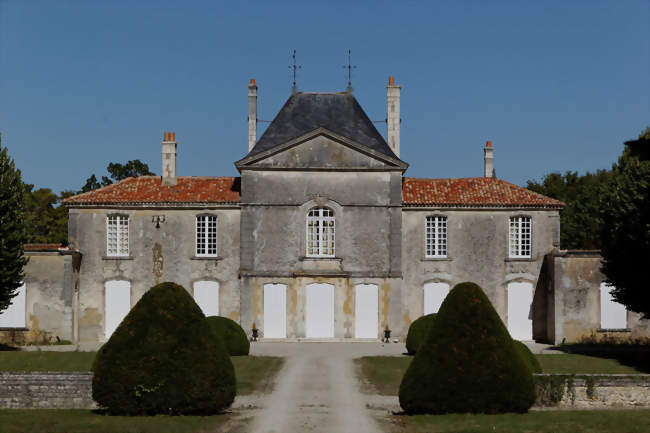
xmin=207 ymin=316 xmax=250 ymax=356
xmin=405 ymin=314 xmax=436 ymax=355
xmin=399 ymin=282 xmax=536 ymax=414
xmin=92 ymin=282 xmax=236 ymax=415
xmin=513 ymin=340 xmax=542 ymax=373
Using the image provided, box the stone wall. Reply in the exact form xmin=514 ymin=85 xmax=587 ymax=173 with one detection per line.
xmin=534 ymin=374 xmax=650 ymax=408
xmin=0 ymin=372 xmax=95 ymax=409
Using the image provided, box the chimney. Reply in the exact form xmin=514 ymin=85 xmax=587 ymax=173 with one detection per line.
xmin=248 ymin=78 xmax=258 ymax=151
xmin=162 ymin=131 xmax=177 ymax=186
xmin=484 ymin=140 xmax=494 ymax=178
xmin=386 ymin=76 xmax=401 ymax=157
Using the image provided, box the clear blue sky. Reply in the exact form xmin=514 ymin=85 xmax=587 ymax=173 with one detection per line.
xmin=1 ymin=0 xmax=648 ymax=193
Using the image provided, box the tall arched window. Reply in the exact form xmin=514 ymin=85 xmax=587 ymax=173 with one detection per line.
xmin=306 ymin=207 xmax=335 ymax=257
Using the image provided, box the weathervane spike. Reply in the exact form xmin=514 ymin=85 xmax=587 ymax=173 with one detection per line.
xmin=343 ymin=49 xmax=356 ymax=92
xmin=288 ymin=49 xmax=301 ymax=93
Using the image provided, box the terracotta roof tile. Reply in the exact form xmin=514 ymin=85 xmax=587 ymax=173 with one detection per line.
xmin=24 ymin=243 xmax=66 ymax=251
xmin=402 ymin=177 xmax=565 ymax=208
xmin=63 ymin=176 xmax=241 ymax=205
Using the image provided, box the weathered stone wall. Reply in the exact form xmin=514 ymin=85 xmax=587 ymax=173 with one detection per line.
xmin=534 ymin=374 xmax=650 ymax=408
xmin=0 ymin=372 xmax=95 ymax=409
xmin=543 ymin=251 xmax=650 ymax=344
xmin=401 ymin=208 xmax=560 ymax=333
xmin=68 ymin=207 xmax=241 ymax=344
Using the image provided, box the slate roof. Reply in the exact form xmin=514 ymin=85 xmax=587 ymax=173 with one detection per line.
xmin=402 ymin=177 xmax=565 ymax=208
xmin=63 ymin=176 xmax=241 ymax=206
xmin=63 ymin=175 xmax=563 ymax=209
xmin=248 ymin=92 xmax=398 ymax=159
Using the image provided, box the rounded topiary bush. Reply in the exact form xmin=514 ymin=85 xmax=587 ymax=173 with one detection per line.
xmin=399 ymin=282 xmax=536 ymax=414
xmin=92 ymin=282 xmax=236 ymax=415
xmin=206 ymin=316 xmax=250 ymax=356
xmin=513 ymin=340 xmax=542 ymax=373
xmin=405 ymin=314 xmax=436 ymax=355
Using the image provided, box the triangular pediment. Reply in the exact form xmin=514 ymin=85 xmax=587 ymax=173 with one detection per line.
xmin=235 ymin=128 xmax=408 ymax=171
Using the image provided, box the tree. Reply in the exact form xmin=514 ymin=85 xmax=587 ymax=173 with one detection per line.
xmin=23 ymin=185 xmax=69 ymax=244
xmin=0 ymin=140 xmax=29 ymax=313
xmin=527 ymin=170 xmax=610 ymax=249
xmin=81 ymin=160 xmax=155 ymax=193
xmin=599 ymin=127 xmax=650 ymax=318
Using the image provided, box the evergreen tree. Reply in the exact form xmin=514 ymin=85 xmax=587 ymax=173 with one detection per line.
xmin=0 ymin=138 xmax=29 ymax=313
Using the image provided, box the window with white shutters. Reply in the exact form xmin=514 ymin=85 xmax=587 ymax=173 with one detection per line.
xmin=196 ymin=215 xmax=218 ymax=257
xmin=306 ymin=207 xmax=335 ymax=257
xmin=425 ymin=216 xmax=447 ymax=258
xmin=509 ymin=216 xmax=532 ymax=258
xmin=106 ymin=215 xmax=129 ymax=256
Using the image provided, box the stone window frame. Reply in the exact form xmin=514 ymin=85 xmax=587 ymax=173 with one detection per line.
xmin=105 ymin=214 xmax=130 ymax=257
xmin=299 ymin=198 xmax=343 ymax=260
xmin=195 ymin=213 xmax=219 ymax=258
xmin=509 ymin=215 xmax=532 ymax=259
xmin=424 ymin=214 xmax=448 ymax=259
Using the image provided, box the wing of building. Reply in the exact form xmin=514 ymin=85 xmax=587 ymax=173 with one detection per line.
xmin=3 ymin=77 xmax=648 ymax=347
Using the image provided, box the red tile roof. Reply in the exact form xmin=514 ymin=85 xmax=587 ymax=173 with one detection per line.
xmin=24 ymin=243 xmax=66 ymax=251
xmin=63 ymin=176 xmax=241 ymax=206
xmin=62 ymin=175 xmax=563 ymax=208
xmin=402 ymin=177 xmax=565 ymax=208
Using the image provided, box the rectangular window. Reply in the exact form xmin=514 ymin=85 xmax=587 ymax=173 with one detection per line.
xmin=306 ymin=208 xmax=335 ymax=257
xmin=425 ymin=216 xmax=447 ymax=258
xmin=196 ymin=215 xmax=218 ymax=256
xmin=106 ymin=215 xmax=129 ymax=256
xmin=509 ymin=216 xmax=532 ymax=258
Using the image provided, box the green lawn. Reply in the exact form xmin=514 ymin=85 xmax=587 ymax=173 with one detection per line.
xmin=0 ymin=410 xmax=246 ymax=433
xmin=355 ymin=354 xmax=646 ymax=396
xmin=382 ymin=410 xmax=650 ymax=433
xmin=0 ymin=352 xmax=284 ymax=395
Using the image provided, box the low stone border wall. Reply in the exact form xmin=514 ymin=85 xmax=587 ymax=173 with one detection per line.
xmin=534 ymin=374 xmax=650 ymax=408
xmin=0 ymin=372 xmax=96 ymax=409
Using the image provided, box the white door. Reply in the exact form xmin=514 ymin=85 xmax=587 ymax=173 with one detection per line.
xmin=507 ymin=281 xmax=533 ymax=340
xmin=355 ymin=284 xmax=378 ymax=338
xmin=194 ymin=281 xmax=220 ymax=317
xmin=105 ymin=280 xmax=131 ymax=339
xmin=306 ymin=283 xmax=334 ymax=338
xmin=264 ymin=284 xmax=287 ymax=338
xmin=600 ymin=282 xmax=627 ymax=329
xmin=424 ymin=282 xmax=449 ymax=314
xmin=0 ymin=283 xmax=26 ymax=327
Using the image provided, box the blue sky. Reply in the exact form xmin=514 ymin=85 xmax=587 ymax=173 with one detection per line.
xmin=1 ymin=0 xmax=648 ymax=193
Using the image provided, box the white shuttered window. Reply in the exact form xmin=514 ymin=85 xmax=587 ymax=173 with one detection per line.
xmin=106 ymin=215 xmax=129 ymax=256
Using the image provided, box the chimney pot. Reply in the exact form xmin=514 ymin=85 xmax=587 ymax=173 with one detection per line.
xmin=250 ymin=78 xmax=256 ymax=85
xmin=486 ymin=140 xmax=492 ymax=148
xmin=388 ymin=76 xmax=395 ymax=86
xmin=169 ymin=132 xmax=175 ymax=141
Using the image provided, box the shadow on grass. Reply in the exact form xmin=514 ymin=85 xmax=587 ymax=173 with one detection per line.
xmin=548 ymin=344 xmax=650 ymax=373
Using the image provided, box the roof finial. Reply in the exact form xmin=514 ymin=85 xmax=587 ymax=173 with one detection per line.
xmin=289 ymin=49 xmax=301 ymax=94
xmin=343 ymin=49 xmax=356 ymax=92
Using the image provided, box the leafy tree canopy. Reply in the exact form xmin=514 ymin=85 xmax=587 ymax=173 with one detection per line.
xmin=599 ymin=126 xmax=650 ymax=318
xmin=0 ymin=142 xmax=29 ymax=313
xmin=81 ymin=160 xmax=155 ymax=193
xmin=527 ymin=169 xmax=610 ymax=249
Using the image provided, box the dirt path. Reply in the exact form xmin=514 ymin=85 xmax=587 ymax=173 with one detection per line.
xmin=239 ymin=342 xmax=403 ymax=433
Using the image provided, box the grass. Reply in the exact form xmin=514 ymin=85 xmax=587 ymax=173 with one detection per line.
xmin=0 ymin=410 xmax=244 ymax=433
xmin=355 ymin=354 xmax=647 ymax=396
xmin=383 ymin=410 xmax=650 ymax=433
xmin=0 ymin=352 xmax=284 ymax=395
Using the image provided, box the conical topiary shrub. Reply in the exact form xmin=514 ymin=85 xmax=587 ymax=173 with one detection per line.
xmin=513 ymin=340 xmax=542 ymax=373
xmin=399 ymin=282 xmax=536 ymax=414
xmin=405 ymin=314 xmax=436 ymax=355
xmin=207 ymin=316 xmax=250 ymax=356
xmin=92 ymin=282 xmax=236 ymax=415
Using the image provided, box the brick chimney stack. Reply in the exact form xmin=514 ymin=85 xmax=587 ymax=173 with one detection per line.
xmin=162 ymin=131 xmax=177 ymax=186
xmin=248 ymin=78 xmax=258 ymax=151
xmin=386 ymin=76 xmax=401 ymax=158
xmin=484 ymin=140 xmax=494 ymax=178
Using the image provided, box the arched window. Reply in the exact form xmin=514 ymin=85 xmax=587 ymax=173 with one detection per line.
xmin=306 ymin=207 xmax=335 ymax=257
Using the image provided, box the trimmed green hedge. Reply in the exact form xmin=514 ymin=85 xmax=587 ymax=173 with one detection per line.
xmin=514 ymin=340 xmax=542 ymax=373
xmin=399 ymin=282 xmax=536 ymax=414
xmin=206 ymin=316 xmax=250 ymax=356
xmin=92 ymin=282 xmax=236 ymax=415
xmin=405 ymin=314 xmax=436 ymax=355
